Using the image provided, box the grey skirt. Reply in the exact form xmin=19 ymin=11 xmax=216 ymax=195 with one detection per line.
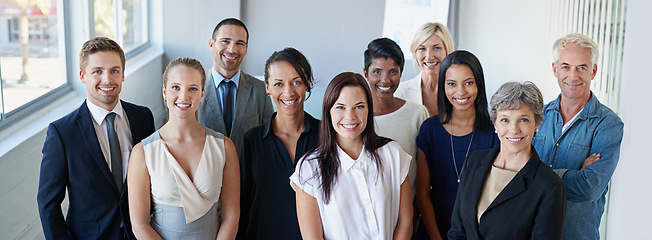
xmin=151 ymin=202 xmax=219 ymax=240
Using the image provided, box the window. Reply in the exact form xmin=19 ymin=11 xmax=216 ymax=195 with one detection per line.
xmin=93 ymin=0 xmax=148 ymax=55
xmin=0 ymin=0 xmax=69 ymax=127
xmin=382 ymin=0 xmax=450 ymax=60
xmin=549 ymin=0 xmax=626 ymax=111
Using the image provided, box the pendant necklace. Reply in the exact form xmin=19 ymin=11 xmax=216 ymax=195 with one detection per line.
xmin=450 ymin=121 xmax=474 ymax=183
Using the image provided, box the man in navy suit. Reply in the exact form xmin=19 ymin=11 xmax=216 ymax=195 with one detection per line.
xmin=198 ymin=18 xmax=273 ymax=160
xmin=37 ymin=37 xmax=155 ymax=239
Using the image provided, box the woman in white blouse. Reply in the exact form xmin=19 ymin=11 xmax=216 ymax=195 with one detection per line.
xmin=290 ymin=72 xmax=413 ymax=240
xmin=394 ymin=22 xmax=454 ymax=117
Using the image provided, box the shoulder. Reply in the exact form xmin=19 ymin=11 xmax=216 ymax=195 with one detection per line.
xmin=241 ymin=72 xmax=266 ymax=88
xmin=50 ymin=105 xmax=84 ymax=129
xmin=533 ymin=159 xmax=565 ymax=187
xmin=205 ymin=127 xmax=226 ymax=140
xmin=121 ymin=100 xmax=153 ymax=118
xmin=420 ymin=115 xmax=443 ymax=130
xmin=596 ymin=102 xmax=623 ymax=127
xmin=542 ymin=96 xmax=560 ymax=113
xmin=468 ymin=148 xmax=493 ymax=161
xmin=141 ymin=131 xmax=161 ymax=146
xmin=243 ymin=123 xmax=266 ymax=141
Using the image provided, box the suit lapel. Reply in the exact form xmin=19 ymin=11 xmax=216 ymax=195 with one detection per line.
xmin=482 ymin=148 xmax=540 ymax=216
xmin=205 ymin=73 xmax=226 ymax=133
xmin=468 ymin=149 xmax=495 ymax=228
xmin=77 ymin=102 xmax=120 ymax=194
xmin=231 ymin=73 xmax=253 ymax=136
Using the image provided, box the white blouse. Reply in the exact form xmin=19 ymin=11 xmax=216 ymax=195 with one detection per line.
xmin=290 ymin=141 xmax=411 ymax=240
xmin=374 ymin=101 xmax=429 ymax=197
xmin=394 ymin=72 xmax=423 ymax=105
xmin=143 ymin=129 xmax=226 ymax=223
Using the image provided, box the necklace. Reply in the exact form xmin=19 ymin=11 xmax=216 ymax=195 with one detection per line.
xmin=450 ymin=121 xmax=474 ymax=183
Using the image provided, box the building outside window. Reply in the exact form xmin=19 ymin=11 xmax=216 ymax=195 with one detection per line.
xmin=0 ymin=0 xmax=65 ymax=123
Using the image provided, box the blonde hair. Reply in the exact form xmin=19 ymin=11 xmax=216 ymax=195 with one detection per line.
xmin=162 ymin=57 xmax=206 ymax=120
xmin=162 ymin=57 xmax=206 ymax=89
xmin=410 ymin=22 xmax=454 ymax=71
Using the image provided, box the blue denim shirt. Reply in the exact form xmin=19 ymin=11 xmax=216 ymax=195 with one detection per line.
xmin=532 ymin=92 xmax=623 ymax=240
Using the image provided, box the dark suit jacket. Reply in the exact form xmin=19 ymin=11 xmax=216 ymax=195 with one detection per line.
xmin=37 ymin=100 xmax=155 ymax=240
xmin=448 ymin=146 xmax=566 ymax=240
xmin=198 ymin=70 xmax=273 ymax=160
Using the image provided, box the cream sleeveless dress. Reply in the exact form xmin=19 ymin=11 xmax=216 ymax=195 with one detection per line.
xmin=142 ymin=128 xmax=226 ymax=239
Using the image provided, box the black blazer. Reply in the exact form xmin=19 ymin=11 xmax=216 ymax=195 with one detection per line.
xmin=448 ymin=146 xmax=566 ymax=240
xmin=37 ymin=101 xmax=155 ymax=240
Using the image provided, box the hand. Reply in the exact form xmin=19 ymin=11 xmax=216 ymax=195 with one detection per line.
xmin=581 ymin=153 xmax=601 ymax=170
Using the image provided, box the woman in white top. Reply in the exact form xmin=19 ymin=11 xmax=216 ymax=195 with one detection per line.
xmin=290 ymin=72 xmax=413 ymax=240
xmin=363 ymin=37 xmax=429 ymax=195
xmin=394 ymin=22 xmax=455 ymax=117
xmin=128 ymin=58 xmax=239 ymax=240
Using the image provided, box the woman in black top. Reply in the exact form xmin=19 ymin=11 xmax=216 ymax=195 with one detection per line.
xmin=237 ymin=47 xmax=318 ymax=240
xmin=448 ymin=81 xmax=566 ymax=240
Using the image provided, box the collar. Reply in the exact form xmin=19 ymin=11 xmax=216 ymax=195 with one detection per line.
xmin=262 ymin=112 xmax=319 ymax=138
xmin=86 ymin=99 xmax=125 ymax=125
xmin=339 ymin=144 xmax=370 ymax=172
xmin=211 ymin=67 xmax=241 ymax=88
xmin=408 ymin=71 xmax=423 ymax=90
xmin=544 ymin=91 xmax=602 ymax=119
xmin=483 ymin=145 xmax=541 ymax=179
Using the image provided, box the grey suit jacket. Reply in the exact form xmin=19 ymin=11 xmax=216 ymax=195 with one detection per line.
xmin=198 ymin=70 xmax=273 ymax=160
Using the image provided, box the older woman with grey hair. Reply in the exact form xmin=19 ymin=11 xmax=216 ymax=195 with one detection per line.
xmin=448 ymin=81 xmax=567 ymax=240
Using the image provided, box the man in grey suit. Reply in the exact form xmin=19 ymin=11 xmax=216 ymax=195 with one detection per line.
xmin=198 ymin=18 xmax=273 ymax=160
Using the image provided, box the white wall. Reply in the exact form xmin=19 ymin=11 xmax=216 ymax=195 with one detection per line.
xmin=161 ymin=0 xmax=241 ymax=74
xmin=606 ymin=0 xmax=652 ymax=239
xmin=456 ymin=0 xmax=558 ymax=102
xmin=241 ymin=0 xmax=385 ymax=86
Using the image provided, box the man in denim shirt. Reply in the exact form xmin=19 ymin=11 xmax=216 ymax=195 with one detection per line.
xmin=533 ymin=33 xmax=624 ymax=240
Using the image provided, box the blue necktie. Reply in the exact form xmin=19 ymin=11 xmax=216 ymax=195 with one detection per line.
xmin=106 ymin=113 xmax=123 ymax=191
xmin=221 ymin=80 xmax=235 ymax=135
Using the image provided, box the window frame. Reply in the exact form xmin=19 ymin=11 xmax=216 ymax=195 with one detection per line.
xmin=0 ymin=0 xmax=72 ymax=131
xmin=89 ymin=0 xmax=151 ymax=58
xmin=0 ymin=0 xmax=151 ymax=130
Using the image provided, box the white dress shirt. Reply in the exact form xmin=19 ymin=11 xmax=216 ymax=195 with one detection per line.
xmin=290 ymin=141 xmax=411 ymax=240
xmin=86 ymin=99 xmax=133 ymax=180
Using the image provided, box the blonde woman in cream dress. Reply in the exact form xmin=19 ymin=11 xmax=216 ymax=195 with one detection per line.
xmin=128 ymin=57 xmax=239 ymax=240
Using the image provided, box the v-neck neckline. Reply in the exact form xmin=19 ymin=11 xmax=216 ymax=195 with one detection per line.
xmin=158 ymin=130 xmax=208 ymax=184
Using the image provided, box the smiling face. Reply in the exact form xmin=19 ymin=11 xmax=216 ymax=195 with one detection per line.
xmin=163 ymin=65 xmax=205 ymax=119
xmin=494 ymin=105 xmax=539 ymax=156
xmin=266 ymin=61 xmax=308 ymax=117
xmin=553 ymin=42 xmax=597 ymax=103
xmin=364 ymin=57 xmax=401 ymax=99
xmin=415 ymin=34 xmax=448 ymax=76
xmin=330 ymin=86 xmax=368 ymax=147
xmin=80 ymin=51 xmax=124 ymax=111
xmin=209 ymin=24 xmax=248 ymax=77
xmin=444 ymin=64 xmax=478 ymax=113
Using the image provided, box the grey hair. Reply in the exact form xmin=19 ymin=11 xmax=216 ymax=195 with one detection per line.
xmin=552 ymin=33 xmax=599 ymax=65
xmin=490 ymin=81 xmax=544 ymax=124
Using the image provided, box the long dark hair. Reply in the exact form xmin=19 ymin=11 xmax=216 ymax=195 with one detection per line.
xmin=437 ymin=50 xmax=492 ymax=133
xmin=302 ymin=72 xmax=391 ymax=203
xmin=264 ymin=47 xmax=314 ymax=99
